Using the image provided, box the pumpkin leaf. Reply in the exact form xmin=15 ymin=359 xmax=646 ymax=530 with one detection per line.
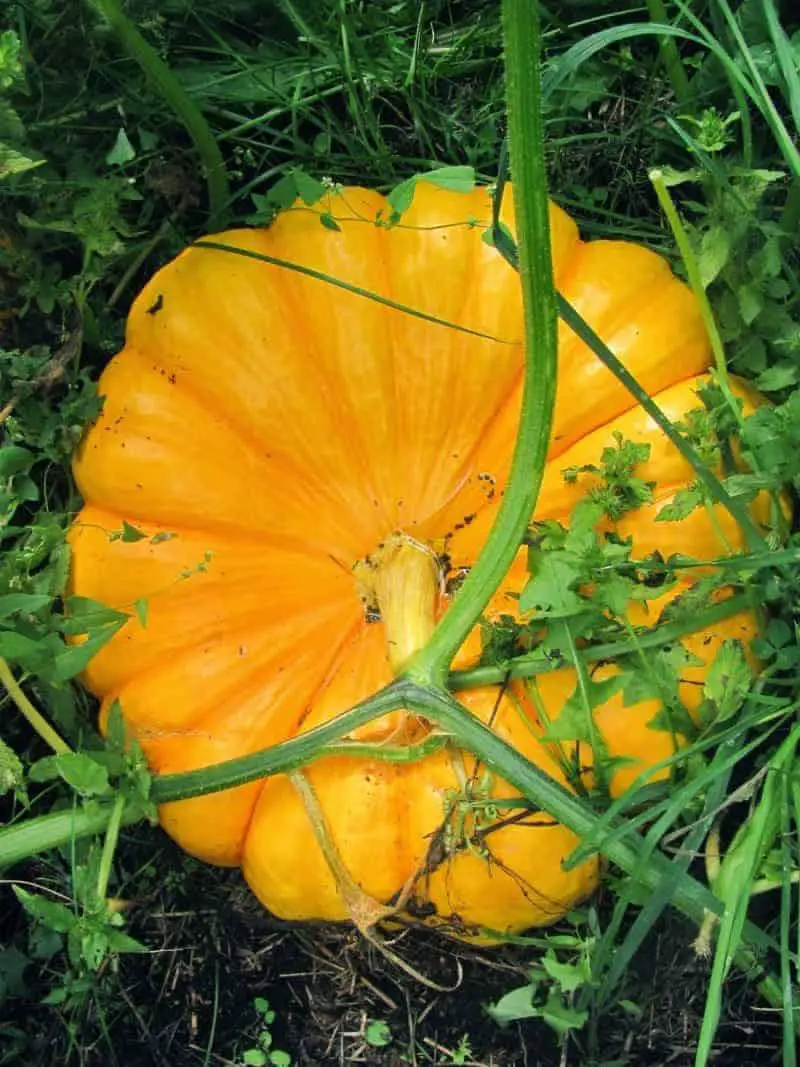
xmin=28 ymin=752 xmax=111 ymax=797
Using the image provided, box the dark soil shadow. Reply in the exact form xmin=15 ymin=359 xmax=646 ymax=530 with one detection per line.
xmin=1 ymin=824 xmax=784 ymax=1067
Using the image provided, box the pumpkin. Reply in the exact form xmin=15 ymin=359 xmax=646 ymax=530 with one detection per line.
xmin=68 ymin=184 xmax=769 ymax=940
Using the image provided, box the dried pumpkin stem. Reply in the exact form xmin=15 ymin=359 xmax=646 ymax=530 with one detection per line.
xmin=288 ymin=769 xmax=390 ymax=932
xmin=354 ymin=535 xmax=441 ymax=673
xmin=406 ymin=0 xmax=557 ymax=687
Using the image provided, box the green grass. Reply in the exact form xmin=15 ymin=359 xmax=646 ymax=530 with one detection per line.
xmin=1 ymin=1 xmax=800 ymax=1064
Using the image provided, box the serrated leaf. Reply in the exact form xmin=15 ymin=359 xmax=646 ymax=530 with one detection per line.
xmin=291 ymin=170 xmax=326 ymax=205
xmin=13 ymin=888 xmax=76 ymax=933
xmin=519 ymin=555 xmax=584 ymax=617
xmin=655 ymin=484 xmax=704 ymax=522
xmin=541 ymin=674 xmax=625 ymax=744
xmin=698 ymin=225 xmax=730 ymax=287
xmin=700 ymin=640 xmax=752 ymax=725
xmin=756 ymin=364 xmax=799 ymax=392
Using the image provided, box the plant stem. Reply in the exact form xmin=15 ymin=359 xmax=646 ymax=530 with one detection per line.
xmin=406 ymin=0 xmax=558 ymax=687
xmin=649 ymin=170 xmax=744 ymax=433
xmin=0 ymin=658 xmax=71 ymax=755
xmin=1 ymin=676 xmax=791 ymax=1025
xmin=87 ymin=0 xmax=230 ymax=228
xmin=646 ymin=0 xmax=693 ymax=109
xmin=0 ymin=801 xmax=142 ymax=868
xmin=449 ymin=593 xmax=751 ymax=689
xmin=95 ymin=792 xmax=126 ymax=902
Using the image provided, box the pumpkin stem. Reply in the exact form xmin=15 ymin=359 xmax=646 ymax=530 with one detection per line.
xmin=354 ymin=535 xmax=441 ymax=675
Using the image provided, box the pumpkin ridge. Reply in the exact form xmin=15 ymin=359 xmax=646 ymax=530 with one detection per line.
xmin=254 ymin=226 xmax=395 ymax=530
xmin=235 ymin=612 xmax=371 ymax=858
xmin=95 ymin=594 xmax=361 ymax=715
xmin=122 ymin=341 xmax=385 ymax=552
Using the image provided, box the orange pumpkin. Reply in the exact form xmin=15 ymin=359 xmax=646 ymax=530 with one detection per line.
xmin=68 ymin=184 xmax=767 ymax=939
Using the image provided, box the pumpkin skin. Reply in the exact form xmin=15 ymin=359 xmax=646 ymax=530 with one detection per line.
xmin=68 ymin=184 xmax=767 ymax=939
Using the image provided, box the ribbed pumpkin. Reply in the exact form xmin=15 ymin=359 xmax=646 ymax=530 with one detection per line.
xmin=68 ymin=184 xmax=767 ymax=939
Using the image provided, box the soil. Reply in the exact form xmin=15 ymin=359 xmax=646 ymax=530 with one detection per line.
xmin=1 ymin=823 xmax=784 ymax=1067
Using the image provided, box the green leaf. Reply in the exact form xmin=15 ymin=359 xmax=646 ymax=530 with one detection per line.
xmin=486 ymin=982 xmax=540 ymax=1025
xmin=13 ymin=888 xmax=76 ymax=933
xmin=419 ymin=165 xmax=476 ymax=193
xmin=656 ymin=484 xmax=705 ymax=522
xmin=292 ymin=171 xmax=327 ymax=205
xmin=699 ymin=640 xmax=752 ymax=726
xmin=0 ymin=946 xmax=30 ymax=1004
xmin=106 ymin=127 xmax=136 ymax=166
xmin=104 ymin=929 xmax=147 ymax=954
xmin=29 ymin=752 xmax=111 ymax=797
xmin=0 ymin=446 xmax=34 ymax=478
xmin=386 ymin=178 xmax=416 ymax=217
xmin=519 ymin=555 xmax=584 ymax=617
xmin=364 ymin=1020 xmax=392 ymax=1048
xmin=756 ymin=364 xmax=799 ymax=392
xmin=539 ymin=991 xmax=589 ymax=1036
xmin=541 ymin=674 xmax=626 ymax=744
xmin=319 ymin=211 xmax=340 ymax=232
xmin=62 ymin=596 xmax=129 ymax=630
xmin=697 ymin=225 xmax=730 ymax=287
xmin=541 ymin=951 xmax=590 ymax=993
xmin=0 ymin=594 xmax=52 ymax=618
xmin=243 ymin=1052 xmax=268 ymax=1067
xmin=134 ymin=598 xmax=149 ymax=628
xmin=0 ymin=630 xmax=44 ymax=660
xmin=0 ymin=739 xmax=24 ymax=797
xmin=119 ymin=521 xmax=146 ymax=543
